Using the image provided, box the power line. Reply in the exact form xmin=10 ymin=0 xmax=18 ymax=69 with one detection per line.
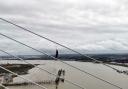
xmin=0 ymin=49 xmax=85 ymax=89
xmin=0 ymin=63 xmax=48 ymax=89
xmin=0 ymin=33 xmax=123 ymax=89
xmin=0 ymin=18 xmax=121 ymax=72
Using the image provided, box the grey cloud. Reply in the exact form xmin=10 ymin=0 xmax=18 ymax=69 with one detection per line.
xmin=0 ymin=0 xmax=128 ymax=54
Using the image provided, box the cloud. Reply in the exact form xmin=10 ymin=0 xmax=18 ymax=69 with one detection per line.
xmin=0 ymin=0 xmax=128 ymax=54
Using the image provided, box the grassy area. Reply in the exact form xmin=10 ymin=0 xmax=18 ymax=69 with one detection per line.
xmin=0 ymin=64 xmax=35 ymax=75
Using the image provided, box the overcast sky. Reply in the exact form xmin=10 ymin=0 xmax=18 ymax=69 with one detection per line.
xmin=0 ymin=0 xmax=128 ymax=55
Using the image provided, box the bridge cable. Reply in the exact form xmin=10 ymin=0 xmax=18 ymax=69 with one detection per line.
xmin=0 ymin=83 xmax=9 ymax=89
xmin=0 ymin=32 xmax=123 ymax=89
xmin=0 ymin=49 xmax=85 ymax=89
xmin=0 ymin=18 xmax=122 ymax=72
xmin=0 ymin=64 xmax=48 ymax=89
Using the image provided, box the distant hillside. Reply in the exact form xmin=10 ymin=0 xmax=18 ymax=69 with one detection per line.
xmin=0 ymin=54 xmax=128 ymax=63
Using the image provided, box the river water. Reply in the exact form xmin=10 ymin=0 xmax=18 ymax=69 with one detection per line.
xmin=0 ymin=60 xmax=128 ymax=89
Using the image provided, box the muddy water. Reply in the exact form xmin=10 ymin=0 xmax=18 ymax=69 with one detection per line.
xmin=1 ymin=60 xmax=128 ymax=89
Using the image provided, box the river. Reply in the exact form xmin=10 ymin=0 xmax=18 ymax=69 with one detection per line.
xmin=0 ymin=60 xmax=127 ymax=89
